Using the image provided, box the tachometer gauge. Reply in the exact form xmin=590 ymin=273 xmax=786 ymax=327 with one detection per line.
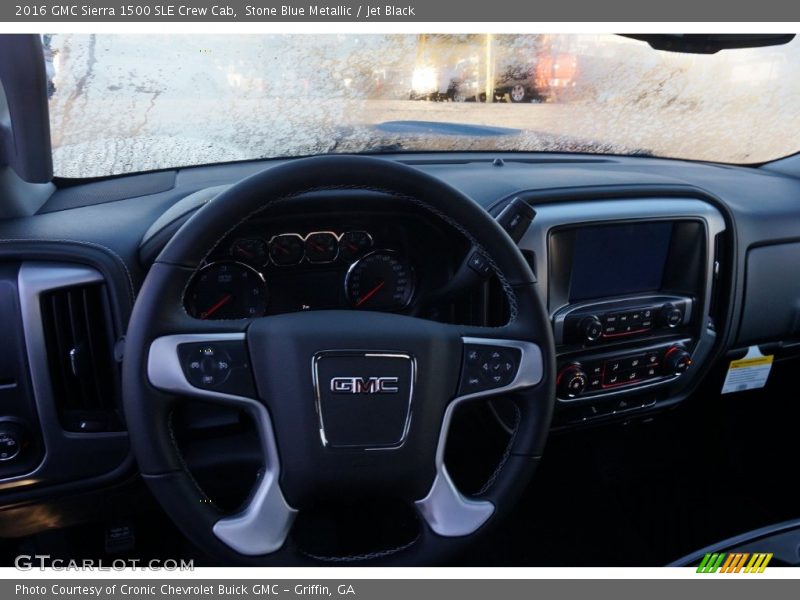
xmin=230 ymin=237 xmax=268 ymax=266
xmin=269 ymin=233 xmax=304 ymax=266
xmin=345 ymin=250 xmax=415 ymax=311
xmin=305 ymin=231 xmax=339 ymax=263
xmin=338 ymin=230 xmax=373 ymax=261
xmin=186 ymin=261 xmax=268 ymax=320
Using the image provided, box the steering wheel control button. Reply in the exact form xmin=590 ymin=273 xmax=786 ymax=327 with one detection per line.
xmin=459 ymin=344 xmax=521 ymax=394
xmin=192 ymin=346 xmax=232 ymax=386
xmin=313 ymin=351 xmax=414 ymax=449
xmin=466 ymin=348 xmax=481 ymax=363
xmin=177 ymin=341 xmax=256 ymax=397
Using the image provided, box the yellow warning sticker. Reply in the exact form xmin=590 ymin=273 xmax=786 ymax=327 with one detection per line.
xmin=721 ymin=346 xmax=774 ymax=394
xmin=729 ymin=356 xmax=774 ymax=369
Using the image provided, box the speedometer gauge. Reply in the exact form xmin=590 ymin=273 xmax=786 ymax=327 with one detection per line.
xmin=186 ymin=261 xmax=268 ymax=320
xmin=345 ymin=250 xmax=415 ymax=311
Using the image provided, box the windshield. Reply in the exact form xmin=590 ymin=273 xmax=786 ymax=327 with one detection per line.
xmin=45 ymin=33 xmax=800 ymax=177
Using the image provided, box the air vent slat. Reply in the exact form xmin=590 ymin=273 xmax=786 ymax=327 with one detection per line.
xmin=66 ymin=288 xmax=93 ymax=410
xmin=708 ymin=231 xmax=726 ymax=329
xmin=48 ymin=293 xmax=81 ymax=409
xmin=40 ymin=282 xmax=122 ymax=432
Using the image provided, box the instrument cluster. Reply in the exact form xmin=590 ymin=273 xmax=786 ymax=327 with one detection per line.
xmin=184 ymin=226 xmax=421 ymax=320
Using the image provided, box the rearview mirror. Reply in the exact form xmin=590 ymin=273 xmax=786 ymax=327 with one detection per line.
xmin=622 ymin=34 xmax=795 ymax=54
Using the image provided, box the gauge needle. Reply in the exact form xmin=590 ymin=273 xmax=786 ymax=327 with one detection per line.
xmin=201 ymin=293 xmax=233 ymax=319
xmin=237 ymin=247 xmax=254 ymax=258
xmin=356 ymin=280 xmax=385 ymax=307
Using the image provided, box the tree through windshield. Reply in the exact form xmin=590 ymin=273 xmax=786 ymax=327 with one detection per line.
xmin=45 ymin=33 xmax=800 ymax=177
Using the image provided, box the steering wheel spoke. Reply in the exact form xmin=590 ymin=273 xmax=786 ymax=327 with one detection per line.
xmin=415 ymin=335 xmax=543 ymax=537
xmin=147 ymin=331 xmax=297 ymax=555
xmin=210 ymin=392 xmax=297 ymax=556
xmin=147 ymin=332 xmax=257 ymax=402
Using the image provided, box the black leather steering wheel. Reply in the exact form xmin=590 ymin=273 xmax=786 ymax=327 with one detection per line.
xmin=122 ymin=155 xmax=555 ymax=565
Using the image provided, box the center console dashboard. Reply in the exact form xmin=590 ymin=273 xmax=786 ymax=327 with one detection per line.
xmin=518 ymin=197 xmax=727 ymax=427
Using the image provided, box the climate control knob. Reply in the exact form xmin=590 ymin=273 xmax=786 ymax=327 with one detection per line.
xmin=557 ymin=364 xmax=588 ymax=399
xmin=663 ymin=346 xmax=692 ymax=375
xmin=580 ymin=316 xmax=604 ymax=342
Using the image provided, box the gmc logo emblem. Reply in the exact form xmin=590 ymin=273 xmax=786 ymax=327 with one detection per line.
xmin=330 ymin=376 xmax=400 ymax=394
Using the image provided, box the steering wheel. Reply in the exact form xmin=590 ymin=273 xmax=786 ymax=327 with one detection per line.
xmin=122 ymin=155 xmax=555 ymax=565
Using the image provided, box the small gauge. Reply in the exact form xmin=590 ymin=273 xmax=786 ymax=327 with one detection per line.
xmin=305 ymin=231 xmax=339 ymax=263
xmin=186 ymin=261 xmax=268 ymax=320
xmin=339 ymin=230 xmax=373 ymax=261
xmin=345 ymin=250 xmax=415 ymax=311
xmin=230 ymin=238 xmax=268 ymax=266
xmin=269 ymin=233 xmax=305 ymax=266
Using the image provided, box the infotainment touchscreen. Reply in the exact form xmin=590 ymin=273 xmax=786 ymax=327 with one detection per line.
xmin=568 ymin=222 xmax=674 ymax=302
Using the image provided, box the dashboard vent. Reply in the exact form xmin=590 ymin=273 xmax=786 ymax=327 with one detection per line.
xmin=708 ymin=231 xmax=727 ymax=331
xmin=39 ymin=283 xmax=122 ymax=432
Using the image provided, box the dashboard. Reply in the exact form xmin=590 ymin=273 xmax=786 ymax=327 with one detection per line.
xmin=2 ymin=150 xmax=800 ymax=503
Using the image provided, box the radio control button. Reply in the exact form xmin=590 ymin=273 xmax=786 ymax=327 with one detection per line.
xmin=603 ymin=314 xmax=618 ymax=324
xmin=645 ymin=352 xmax=659 ymax=365
xmin=659 ymin=303 xmax=684 ymax=328
xmin=580 ymin=316 xmax=603 ymax=342
xmin=606 ymin=359 xmax=622 ymax=372
xmin=604 ymin=372 xmax=620 ymax=385
xmin=588 ymin=376 xmax=602 ymax=389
